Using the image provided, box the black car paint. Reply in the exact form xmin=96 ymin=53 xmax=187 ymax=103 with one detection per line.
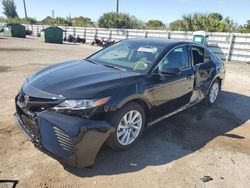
xmin=15 ymin=39 xmax=225 ymax=168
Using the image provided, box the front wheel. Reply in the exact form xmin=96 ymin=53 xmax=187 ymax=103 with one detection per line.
xmin=205 ymin=79 xmax=220 ymax=105
xmin=106 ymin=102 xmax=145 ymax=151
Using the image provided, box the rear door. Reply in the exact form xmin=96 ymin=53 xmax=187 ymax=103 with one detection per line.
xmin=150 ymin=45 xmax=195 ymax=119
xmin=191 ymin=45 xmax=215 ymax=93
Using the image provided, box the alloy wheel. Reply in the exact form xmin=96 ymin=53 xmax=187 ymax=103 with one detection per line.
xmin=116 ymin=110 xmax=142 ymax=146
xmin=209 ymin=82 xmax=219 ymax=103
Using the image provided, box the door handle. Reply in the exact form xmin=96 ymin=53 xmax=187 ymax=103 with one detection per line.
xmin=186 ymin=75 xmax=193 ymax=80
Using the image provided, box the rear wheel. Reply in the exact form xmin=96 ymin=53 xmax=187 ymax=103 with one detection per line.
xmin=106 ymin=102 xmax=145 ymax=150
xmin=205 ymin=79 xmax=220 ymax=105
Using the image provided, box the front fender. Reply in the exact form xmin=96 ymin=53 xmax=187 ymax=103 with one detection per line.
xmin=104 ymin=79 xmax=153 ymax=111
xmin=116 ymin=95 xmax=152 ymax=110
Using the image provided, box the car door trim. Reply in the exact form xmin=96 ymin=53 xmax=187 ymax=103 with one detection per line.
xmin=147 ymin=98 xmax=203 ymax=126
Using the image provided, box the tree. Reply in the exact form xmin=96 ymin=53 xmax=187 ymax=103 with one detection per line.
xmin=208 ymin=13 xmax=223 ymax=21
xmin=246 ymin=20 xmax=250 ymax=32
xmin=169 ymin=20 xmax=185 ymax=31
xmin=25 ymin=17 xmax=37 ymax=24
xmin=169 ymin=12 xmax=237 ymax=32
xmin=237 ymin=20 xmax=250 ymax=33
xmin=146 ymin=20 xmax=165 ymax=29
xmin=128 ymin=15 xmax=145 ymax=29
xmin=220 ymin=17 xmax=238 ymax=32
xmin=41 ymin=17 xmax=70 ymax=26
xmin=66 ymin=15 xmax=72 ymax=26
xmin=2 ymin=0 xmax=18 ymax=18
xmin=0 ymin=16 xmax=36 ymax=24
xmin=72 ymin=16 xmax=94 ymax=27
xmin=41 ymin=16 xmax=56 ymax=25
xmin=98 ymin=12 xmax=144 ymax=29
xmin=55 ymin=17 xmax=68 ymax=26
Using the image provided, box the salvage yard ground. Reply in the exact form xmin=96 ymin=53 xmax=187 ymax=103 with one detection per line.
xmin=0 ymin=35 xmax=250 ymax=188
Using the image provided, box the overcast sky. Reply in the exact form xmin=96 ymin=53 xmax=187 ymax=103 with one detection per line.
xmin=0 ymin=0 xmax=249 ymax=24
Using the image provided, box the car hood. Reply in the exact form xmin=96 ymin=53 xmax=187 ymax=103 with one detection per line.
xmin=23 ymin=60 xmax=140 ymax=99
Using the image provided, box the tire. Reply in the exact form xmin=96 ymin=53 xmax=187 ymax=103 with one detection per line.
xmin=106 ymin=102 xmax=145 ymax=151
xmin=204 ymin=79 xmax=220 ymax=105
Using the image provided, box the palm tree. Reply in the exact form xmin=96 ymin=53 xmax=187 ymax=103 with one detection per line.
xmin=182 ymin=14 xmax=193 ymax=31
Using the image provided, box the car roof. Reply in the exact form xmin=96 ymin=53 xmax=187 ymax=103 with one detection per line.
xmin=125 ymin=38 xmax=194 ymax=48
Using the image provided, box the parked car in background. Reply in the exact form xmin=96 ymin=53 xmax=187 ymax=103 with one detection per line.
xmin=15 ymin=38 xmax=226 ymax=168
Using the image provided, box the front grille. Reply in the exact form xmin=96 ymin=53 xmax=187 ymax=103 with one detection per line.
xmin=53 ymin=126 xmax=74 ymax=154
xmin=20 ymin=114 xmax=39 ymax=138
xmin=26 ymin=96 xmax=60 ymax=113
xmin=16 ymin=89 xmax=61 ymax=113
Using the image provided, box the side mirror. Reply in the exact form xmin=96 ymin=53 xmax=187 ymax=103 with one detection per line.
xmin=161 ymin=67 xmax=181 ymax=76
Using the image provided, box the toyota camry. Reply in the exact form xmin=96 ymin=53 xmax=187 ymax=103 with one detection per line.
xmin=15 ymin=38 xmax=226 ymax=168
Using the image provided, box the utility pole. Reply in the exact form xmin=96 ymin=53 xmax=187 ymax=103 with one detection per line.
xmin=52 ymin=10 xmax=55 ymax=18
xmin=116 ymin=0 xmax=119 ymax=14
xmin=23 ymin=0 xmax=27 ymax=19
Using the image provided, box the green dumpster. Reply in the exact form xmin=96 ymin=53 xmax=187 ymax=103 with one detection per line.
xmin=192 ymin=31 xmax=208 ymax=46
xmin=40 ymin=27 xmax=63 ymax=44
xmin=3 ymin=23 xmax=26 ymax=38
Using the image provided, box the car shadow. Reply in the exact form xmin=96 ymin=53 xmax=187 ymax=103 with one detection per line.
xmin=65 ymin=90 xmax=250 ymax=177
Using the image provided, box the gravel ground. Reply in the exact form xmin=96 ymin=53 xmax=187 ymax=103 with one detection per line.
xmin=0 ymin=35 xmax=250 ymax=188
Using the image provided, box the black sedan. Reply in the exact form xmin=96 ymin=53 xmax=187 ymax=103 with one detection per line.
xmin=15 ymin=38 xmax=226 ymax=168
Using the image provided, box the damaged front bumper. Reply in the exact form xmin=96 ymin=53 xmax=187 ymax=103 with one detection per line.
xmin=14 ymin=110 xmax=115 ymax=168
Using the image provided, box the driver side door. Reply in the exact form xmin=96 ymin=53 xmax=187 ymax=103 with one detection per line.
xmin=150 ymin=45 xmax=195 ymax=119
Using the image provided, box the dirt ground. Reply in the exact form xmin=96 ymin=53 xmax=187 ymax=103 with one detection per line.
xmin=0 ymin=35 xmax=250 ymax=188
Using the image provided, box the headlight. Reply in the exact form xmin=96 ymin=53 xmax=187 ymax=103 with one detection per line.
xmin=53 ymin=97 xmax=111 ymax=110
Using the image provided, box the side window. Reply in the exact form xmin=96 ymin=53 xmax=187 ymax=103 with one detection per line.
xmin=192 ymin=46 xmax=211 ymax=65
xmin=158 ymin=46 xmax=189 ymax=73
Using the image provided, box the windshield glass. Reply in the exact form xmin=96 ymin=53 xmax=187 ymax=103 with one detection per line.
xmin=88 ymin=40 xmax=165 ymax=73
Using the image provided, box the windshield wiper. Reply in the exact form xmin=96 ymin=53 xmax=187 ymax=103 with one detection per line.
xmin=85 ymin=59 xmax=126 ymax=71
xmin=85 ymin=59 xmax=98 ymax=64
xmin=102 ymin=64 xmax=127 ymax=71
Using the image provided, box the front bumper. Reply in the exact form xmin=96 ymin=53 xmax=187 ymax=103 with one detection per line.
xmin=15 ymin=110 xmax=115 ymax=168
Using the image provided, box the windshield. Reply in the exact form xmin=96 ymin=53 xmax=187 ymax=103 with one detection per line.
xmin=88 ymin=40 xmax=165 ymax=73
